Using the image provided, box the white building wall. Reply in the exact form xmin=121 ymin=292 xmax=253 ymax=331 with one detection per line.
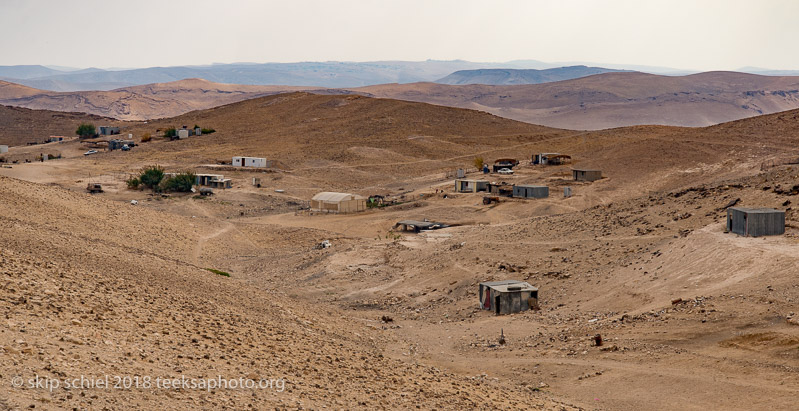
xmin=233 ymin=156 xmax=266 ymax=167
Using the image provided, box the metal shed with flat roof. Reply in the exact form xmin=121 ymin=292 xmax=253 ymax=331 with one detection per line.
xmin=572 ymin=169 xmax=602 ymax=182
xmin=513 ymin=185 xmax=549 ymax=199
xmin=726 ymin=207 xmax=785 ymax=237
xmin=479 ymin=280 xmax=539 ymax=315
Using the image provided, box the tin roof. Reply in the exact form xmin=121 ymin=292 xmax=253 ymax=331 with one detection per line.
xmin=480 ymin=280 xmax=538 ymax=293
xmin=395 ymin=220 xmax=449 ymax=230
xmin=728 ymin=207 xmax=784 ymax=214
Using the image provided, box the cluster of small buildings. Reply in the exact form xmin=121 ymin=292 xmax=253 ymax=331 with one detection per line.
xmin=455 ymin=179 xmax=551 ymax=199
xmin=170 ymin=126 xmax=202 ymax=140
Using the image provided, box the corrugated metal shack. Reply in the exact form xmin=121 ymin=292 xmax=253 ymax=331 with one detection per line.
xmin=479 ymin=280 xmax=539 ymax=315
xmin=513 ymin=185 xmax=549 ymax=199
xmin=726 ymin=207 xmax=785 ymax=237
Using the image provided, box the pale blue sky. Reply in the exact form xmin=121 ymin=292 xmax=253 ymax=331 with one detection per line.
xmin=1 ymin=0 xmax=797 ymax=70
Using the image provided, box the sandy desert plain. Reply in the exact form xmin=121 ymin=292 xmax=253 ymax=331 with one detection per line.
xmin=1 ymin=91 xmax=799 ymax=409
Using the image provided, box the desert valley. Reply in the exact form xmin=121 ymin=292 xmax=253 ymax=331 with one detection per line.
xmin=1 ymin=83 xmax=798 ymax=409
xmin=2 ymin=1 xmax=799 ymax=409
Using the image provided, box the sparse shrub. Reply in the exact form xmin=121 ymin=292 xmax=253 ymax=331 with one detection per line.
xmin=474 ymin=156 xmax=484 ymax=169
xmin=200 ymin=128 xmax=215 ymax=134
xmin=76 ymin=123 xmax=96 ymax=138
xmin=205 ymin=268 xmax=230 ymax=277
xmin=141 ymin=133 xmax=152 ymax=142
xmin=138 ymin=165 xmax=165 ymax=189
xmin=160 ymin=171 xmax=196 ymax=192
xmin=164 ymin=128 xmax=177 ymax=138
xmin=126 ymin=177 xmax=140 ymax=189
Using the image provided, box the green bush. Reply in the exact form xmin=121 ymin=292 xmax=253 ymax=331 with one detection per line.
xmin=160 ymin=171 xmax=196 ymax=192
xmin=205 ymin=268 xmax=230 ymax=277
xmin=139 ymin=165 xmax=165 ymax=189
xmin=200 ymin=128 xmax=215 ymax=134
xmin=76 ymin=123 xmax=96 ymax=138
xmin=164 ymin=128 xmax=177 ymax=138
xmin=126 ymin=177 xmax=140 ymax=189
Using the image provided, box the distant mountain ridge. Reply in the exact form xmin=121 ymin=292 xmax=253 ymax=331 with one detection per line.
xmin=436 ymin=66 xmax=629 ymax=85
xmin=0 ymin=61 xmax=550 ymax=91
xmin=3 ymin=71 xmax=799 ymax=130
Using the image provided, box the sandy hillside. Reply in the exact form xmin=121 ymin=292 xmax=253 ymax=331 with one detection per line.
xmin=0 ymin=105 xmax=124 ymax=148
xmin=1 ymin=94 xmax=799 ymax=409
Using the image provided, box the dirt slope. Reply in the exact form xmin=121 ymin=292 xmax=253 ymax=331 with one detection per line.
xmin=0 ymin=104 xmax=123 ymax=147
xmin=0 ymin=175 xmax=578 ymax=409
xmin=357 ymin=71 xmax=799 ymax=129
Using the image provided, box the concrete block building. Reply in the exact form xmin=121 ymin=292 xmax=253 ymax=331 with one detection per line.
xmin=455 ymin=179 xmax=489 ymax=193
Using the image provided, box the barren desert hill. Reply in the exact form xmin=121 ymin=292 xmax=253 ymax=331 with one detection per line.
xmin=0 ymin=104 xmax=124 ymax=147
xmin=0 ymin=175 xmax=578 ymax=409
xmin=356 ymin=71 xmax=799 ymax=129
xmin=103 ymin=92 xmax=799 ymax=198
xmin=0 ymin=78 xmax=316 ymax=121
xmin=109 ymin=92 xmax=567 ymax=190
xmin=0 ymin=80 xmax=43 ymax=98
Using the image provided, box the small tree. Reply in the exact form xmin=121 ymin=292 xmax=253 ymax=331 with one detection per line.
xmin=164 ymin=128 xmax=177 ymax=138
xmin=76 ymin=123 xmax=96 ymax=138
xmin=473 ymin=157 xmax=484 ymax=169
xmin=141 ymin=132 xmax=152 ymax=142
xmin=160 ymin=171 xmax=196 ymax=192
xmin=138 ymin=165 xmax=165 ymax=189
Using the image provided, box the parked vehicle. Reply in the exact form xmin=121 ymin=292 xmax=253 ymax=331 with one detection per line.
xmin=84 ymin=150 xmax=98 ymax=156
xmin=497 ymin=168 xmax=514 ymax=175
xmin=121 ymin=144 xmax=130 ymax=151
xmin=86 ymin=183 xmax=103 ymax=193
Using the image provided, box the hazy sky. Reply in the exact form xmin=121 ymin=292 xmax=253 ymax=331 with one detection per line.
xmin=2 ymin=0 xmax=798 ymax=70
